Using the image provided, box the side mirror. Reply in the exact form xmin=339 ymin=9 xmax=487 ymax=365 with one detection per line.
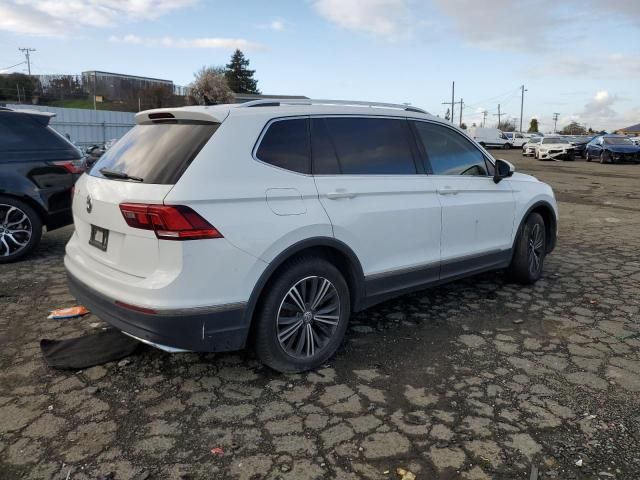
xmin=493 ymin=159 xmax=515 ymax=184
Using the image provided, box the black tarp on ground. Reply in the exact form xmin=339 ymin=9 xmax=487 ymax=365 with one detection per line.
xmin=40 ymin=328 xmax=140 ymax=370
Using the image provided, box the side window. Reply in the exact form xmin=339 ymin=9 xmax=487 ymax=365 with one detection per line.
xmin=310 ymin=118 xmax=340 ymax=174
xmin=0 ymin=113 xmax=69 ymax=152
xmin=320 ymin=117 xmax=417 ymax=175
xmin=256 ymin=118 xmax=310 ymax=174
xmin=412 ymin=121 xmax=489 ymax=176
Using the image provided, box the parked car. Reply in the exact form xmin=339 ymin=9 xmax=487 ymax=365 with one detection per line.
xmin=504 ymin=132 xmax=528 ymax=148
xmin=567 ymin=135 xmax=593 ymax=159
xmin=585 ymin=135 xmax=640 ymax=163
xmin=65 ymin=99 xmax=558 ymax=372
xmin=0 ymin=108 xmax=84 ymax=263
xmin=522 ymin=136 xmax=542 ymax=156
xmin=535 ymin=136 xmax=575 ymax=161
xmin=466 ymin=127 xmax=511 ymax=149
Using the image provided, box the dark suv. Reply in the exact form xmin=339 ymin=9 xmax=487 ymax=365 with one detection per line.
xmin=0 ymin=108 xmax=84 ymax=262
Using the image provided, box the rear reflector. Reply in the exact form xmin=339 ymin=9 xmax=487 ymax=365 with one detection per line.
xmin=115 ymin=300 xmax=157 ymax=315
xmin=119 ymin=203 xmax=223 ymax=240
xmin=51 ymin=160 xmax=85 ymax=174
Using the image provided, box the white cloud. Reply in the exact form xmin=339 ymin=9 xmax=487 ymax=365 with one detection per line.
xmin=270 ymin=20 xmax=285 ymax=32
xmin=0 ymin=0 xmax=197 ymax=36
xmin=312 ymin=0 xmax=411 ymax=40
xmin=109 ymin=34 xmax=264 ymax=50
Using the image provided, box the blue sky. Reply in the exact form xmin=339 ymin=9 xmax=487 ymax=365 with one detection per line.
xmin=1 ymin=0 xmax=638 ymax=132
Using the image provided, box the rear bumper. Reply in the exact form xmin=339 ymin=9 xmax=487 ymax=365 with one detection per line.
xmin=66 ymin=271 xmax=249 ymax=353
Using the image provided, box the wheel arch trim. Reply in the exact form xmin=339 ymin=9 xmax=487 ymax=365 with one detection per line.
xmin=242 ymin=236 xmax=366 ymax=336
xmin=512 ymin=200 xmax=557 ymax=256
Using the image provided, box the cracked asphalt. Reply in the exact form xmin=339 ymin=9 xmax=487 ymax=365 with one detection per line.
xmin=1 ymin=150 xmax=639 ymax=480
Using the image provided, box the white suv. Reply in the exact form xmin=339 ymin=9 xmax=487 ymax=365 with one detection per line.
xmin=65 ymin=99 xmax=558 ymax=372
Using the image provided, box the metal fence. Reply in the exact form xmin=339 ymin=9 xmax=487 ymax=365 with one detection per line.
xmin=6 ymin=104 xmax=135 ymax=148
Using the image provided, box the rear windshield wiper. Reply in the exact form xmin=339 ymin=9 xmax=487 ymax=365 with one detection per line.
xmin=99 ymin=168 xmax=143 ymax=182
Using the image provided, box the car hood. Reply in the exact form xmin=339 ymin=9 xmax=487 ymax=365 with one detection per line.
xmin=606 ymin=145 xmax=640 ymax=153
xmin=538 ymin=143 xmax=572 ymax=149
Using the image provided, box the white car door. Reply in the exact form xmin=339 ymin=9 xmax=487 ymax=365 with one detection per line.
xmin=312 ymin=116 xmax=442 ymax=297
xmin=411 ymin=120 xmax=516 ymax=279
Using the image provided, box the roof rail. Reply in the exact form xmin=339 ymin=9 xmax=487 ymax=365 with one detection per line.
xmin=238 ymin=98 xmax=428 ymax=114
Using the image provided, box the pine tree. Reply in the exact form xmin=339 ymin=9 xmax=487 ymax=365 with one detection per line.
xmin=527 ymin=118 xmax=539 ymax=133
xmin=444 ymin=108 xmax=451 ymax=122
xmin=225 ymin=49 xmax=260 ymax=94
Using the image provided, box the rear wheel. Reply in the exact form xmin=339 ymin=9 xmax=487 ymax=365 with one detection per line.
xmin=254 ymin=256 xmax=351 ymax=373
xmin=0 ymin=196 xmax=42 ymax=264
xmin=599 ymin=152 xmax=607 ymax=164
xmin=503 ymin=143 xmax=512 ymax=149
xmin=585 ymin=150 xmax=591 ymax=161
xmin=507 ymin=213 xmax=546 ymax=284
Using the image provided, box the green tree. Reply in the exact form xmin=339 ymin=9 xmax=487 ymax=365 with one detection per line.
xmin=444 ymin=108 xmax=451 ymax=122
xmin=527 ymin=118 xmax=539 ymax=133
xmin=225 ymin=49 xmax=260 ymax=94
xmin=460 ymin=122 xmax=468 ymax=130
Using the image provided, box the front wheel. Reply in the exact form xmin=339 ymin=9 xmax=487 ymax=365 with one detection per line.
xmin=599 ymin=152 xmax=607 ymax=164
xmin=253 ymin=256 xmax=351 ymax=373
xmin=0 ymin=196 xmax=43 ymax=264
xmin=507 ymin=213 xmax=546 ymax=284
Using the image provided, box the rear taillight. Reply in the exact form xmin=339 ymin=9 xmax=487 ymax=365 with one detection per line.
xmin=119 ymin=203 xmax=223 ymax=240
xmin=51 ymin=160 xmax=85 ymax=174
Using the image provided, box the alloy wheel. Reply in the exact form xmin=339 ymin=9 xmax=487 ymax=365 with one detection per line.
xmin=0 ymin=204 xmax=33 ymax=258
xmin=527 ymin=223 xmax=544 ymax=276
xmin=276 ymin=275 xmax=341 ymax=359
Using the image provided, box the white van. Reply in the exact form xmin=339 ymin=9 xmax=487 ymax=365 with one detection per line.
xmin=505 ymin=132 xmax=528 ymax=148
xmin=467 ymin=127 xmax=510 ymax=149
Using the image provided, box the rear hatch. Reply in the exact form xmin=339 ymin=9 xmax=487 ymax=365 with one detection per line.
xmin=73 ymin=108 xmax=225 ymax=278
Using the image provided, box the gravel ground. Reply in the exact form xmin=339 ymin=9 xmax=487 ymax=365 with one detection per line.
xmin=1 ymin=150 xmax=639 ymax=480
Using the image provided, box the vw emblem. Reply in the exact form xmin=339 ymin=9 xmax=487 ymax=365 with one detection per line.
xmin=86 ymin=195 xmax=93 ymax=214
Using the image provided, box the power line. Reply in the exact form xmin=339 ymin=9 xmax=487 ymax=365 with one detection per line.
xmin=1 ymin=60 xmax=26 ymax=72
xmin=18 ymin=48 xmax=36 ymax=75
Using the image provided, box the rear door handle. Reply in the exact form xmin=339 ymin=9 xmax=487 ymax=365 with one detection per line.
xmin=438 ymin=187 xmax=460 ymax=195
xmin=326 ymin=189 xmax=356 ymax=200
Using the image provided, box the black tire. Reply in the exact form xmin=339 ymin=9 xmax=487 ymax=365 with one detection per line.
xmin=585 ymin=150 xmax=590 ymax=161
xmin=599 ymin=152 xmax=606 ymax=164
xmin=479 ymin=142 xmax=486 ymax=148
xmin=0 ymin=196 xmax=42 ymax=264
xmin=503 ymin=143 xmax=512 ymax=149
xmin=253 ymin=256 xmax=351 ymax=373
xmin=507 ymin=212 xmax=546 ymax=284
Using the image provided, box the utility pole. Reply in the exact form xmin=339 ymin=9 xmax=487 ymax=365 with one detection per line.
xmin=552 ymin=112 xmax=560 ymax=133
xmin=482 ymin=110 xmax=488 ymax=128
xmin=18 ymin=48 xmax=36 ymax=75
xmin=450 ymin=81 xmax=455 ymax=124
xmin=493 ymin=104 xmax=505 ymax=128
xmin=459 ymin=98 xmax=463 ymax=127
xmin=519 ymin=85 xmax=527 ymax=133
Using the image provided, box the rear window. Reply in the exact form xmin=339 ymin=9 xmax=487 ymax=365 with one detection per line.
xmin=90 ymin=122 xmax=218 ymax=184
xmin=0 ymin=113 xmax=71 ymax=152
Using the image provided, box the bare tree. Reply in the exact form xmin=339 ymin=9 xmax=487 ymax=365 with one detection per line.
xmin=189 ymin=66 xmax=234 ymax=105
xmin=497 ymin=119 xmax=516 ymax=132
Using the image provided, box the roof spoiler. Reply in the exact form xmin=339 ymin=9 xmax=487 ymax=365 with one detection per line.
xmin=4 ymin=108 xmax=56 ymax=126
xmin=135 ymin=106 xmax=230 ymax=125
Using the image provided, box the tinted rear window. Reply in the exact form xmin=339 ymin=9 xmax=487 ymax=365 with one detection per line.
xmin=90 ymin=122 xmax=218 ymax=184
xmin=322 ymin=117 xmax=416 ymax=175
xmin=0 ymin=113 xmax=71 ymax=152
xmin=256 ymin=118 xmax=310 ymax=174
